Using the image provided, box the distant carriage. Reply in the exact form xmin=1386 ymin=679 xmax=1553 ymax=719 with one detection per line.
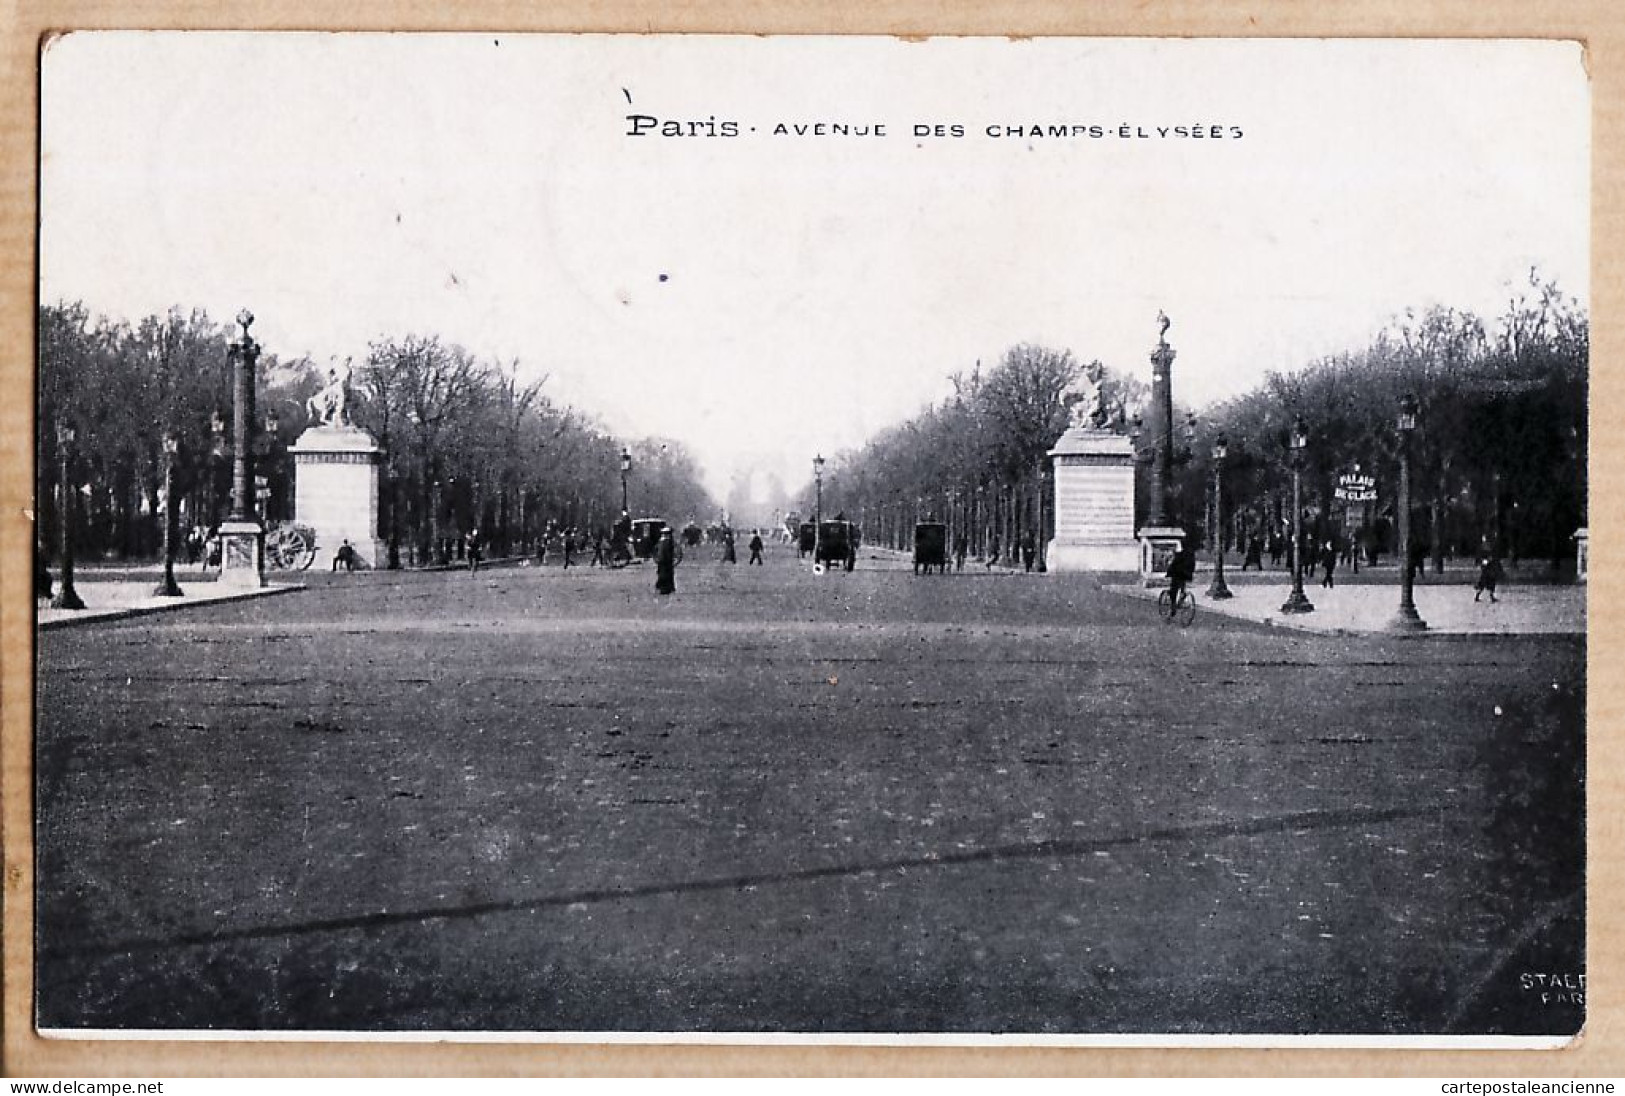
xmin=814 ymin=520 xmax=858 ymax=573
xmin=798 ymin=522 xmax=816 ymax=558
xmin=913 ymin=522 xmax=948 ymax=574
xmin=631 ymin=518 xmax=683 ymax=563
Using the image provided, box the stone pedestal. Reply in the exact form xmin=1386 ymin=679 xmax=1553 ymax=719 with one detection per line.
xmin=291 ymin=425 xmax=386 ymax=570
xmin=217 ymin=519 xmax=265 ymax=588
xmin=1138 ymin=526 xmax=1186 ymax=588
xmin=1046 ymin=426 xmax=1140 ymax=572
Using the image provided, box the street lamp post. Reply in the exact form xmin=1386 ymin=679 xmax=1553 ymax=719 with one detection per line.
xmin=620 ymin=445 xmax=632 ymax=514
xmin=50 ymin=420 xmax=85 ymax=610
xmin=153 ymin=431 xmax=183 ymax=596
xmin=813 ymin=454 xmax=825 ymax=525
xmin=1389 ymin=393 xmax=1428 ymax=632
xmin=1206 ymin=433 xmax=1232 ymax=600
xmin=431 ymin=477 xmax=444 ymax=564
xmin=264 ymin=409 xmax=280 ymax=523
xmin=1036 ymin=462 xmax=1048 ymax=573
xmin=1281 ymin=417 xmax=1315 ymax=614
xmin=209 ymin=410 xmax=228 ymax=528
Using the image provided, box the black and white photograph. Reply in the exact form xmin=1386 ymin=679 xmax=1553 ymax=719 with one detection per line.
xmin=29 ymin=33 xmax=1588 ymax=1043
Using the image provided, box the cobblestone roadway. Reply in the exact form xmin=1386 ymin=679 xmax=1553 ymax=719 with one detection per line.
xmin=35 ymin=546 xmax=1584 ymax=1035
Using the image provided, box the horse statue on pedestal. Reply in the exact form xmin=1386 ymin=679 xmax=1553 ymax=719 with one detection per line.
xmin=1063 ymin=361 xmax=1109 ymax=430
xmin=306 ymin=357 xmax=353 ymax=427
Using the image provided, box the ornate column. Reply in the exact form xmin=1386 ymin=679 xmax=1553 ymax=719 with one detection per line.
xmin=1136 ymin=312 xmax=1186 ymax=585
xmin=217 ymin=309 xmax=266 ymax=588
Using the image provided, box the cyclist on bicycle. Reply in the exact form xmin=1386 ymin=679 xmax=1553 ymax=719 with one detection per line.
xmin=1165 ymin=541 xmax=1196 ymax=621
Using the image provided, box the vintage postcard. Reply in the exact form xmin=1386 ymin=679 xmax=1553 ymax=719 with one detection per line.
xmin=25 ymin=30 xmax=1590 ymax=1052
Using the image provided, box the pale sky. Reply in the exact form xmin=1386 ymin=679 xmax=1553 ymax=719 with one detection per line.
xmin=40 ymin=34 xmax=1589 ymax=499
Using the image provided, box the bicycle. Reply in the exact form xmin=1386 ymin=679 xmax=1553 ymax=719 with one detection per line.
xmin=1157 ymin=585 xmax=1197 ymax=627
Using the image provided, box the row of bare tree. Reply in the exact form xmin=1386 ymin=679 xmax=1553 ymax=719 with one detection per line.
xmin=802 ymin=272 xmax=1587 ymax=571
xmin=37 ymin=303 xmax=718 ymax=566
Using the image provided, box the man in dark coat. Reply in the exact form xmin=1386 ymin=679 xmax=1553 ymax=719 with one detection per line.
xmin=612 ymin=510 xmax=633 ymax=564
xmin=748 ymin=530 xmax=765 ymax=565
xmin=1408 ymin=538 xmax=1429 ymax=584
xmin=721 ymin=528 xmax=737 ymax=564
xmin=1475 ymin=553 xmax=1504 ymax=603
xmin=333 ymin=539 xmax=359 ymax=572
xmin=1164 ymin=541 xmax=1196 ymax=620
xmin=655 ymin=528 xmax=677 ymax=595
xmin=35 ymin=542 xmax=52 ymax=599
xmin=1242 ymin=536 xmax=1263 ymax=571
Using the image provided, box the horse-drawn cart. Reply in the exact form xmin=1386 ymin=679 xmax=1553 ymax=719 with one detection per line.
xmin=264 ymin=522 xmax=319 ymax=571
xmin=913 ymin=522 xmax=948 ymax=574
xmin=814 ymin=520 xmax=859 ymax=573
xmin=630 ymin=518 xmax=683 ymax=564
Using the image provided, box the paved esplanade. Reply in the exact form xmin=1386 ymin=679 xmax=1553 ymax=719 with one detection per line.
xmin=35 ymin=546 xmax=1583 ymax=1035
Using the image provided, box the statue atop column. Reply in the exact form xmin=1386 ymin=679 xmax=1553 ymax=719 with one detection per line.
xmin=1064 ymin=360 xmax=1109 ymax=430
xmin=306 ymin=356 xmax=354 ymax=428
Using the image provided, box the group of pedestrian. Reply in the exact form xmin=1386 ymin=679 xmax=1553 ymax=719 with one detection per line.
xmin=534 ymin=526 xmax=582 ymax=568
xmin=191 ymin=525 xmax=221 ymax=571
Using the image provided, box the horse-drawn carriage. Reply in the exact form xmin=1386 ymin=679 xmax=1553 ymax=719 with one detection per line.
xmin=630 ymin=518 xmax=683 ymax=563
xmin=814 ymin=520 xmax=859 ymax=573
xmin=913 ymin=522 xmax=948 ymax=574
xmin=797 ymin=522 xmax=816 ymax=558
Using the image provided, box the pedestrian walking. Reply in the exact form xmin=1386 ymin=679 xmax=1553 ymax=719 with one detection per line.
xmin=590 ymin=531 xmax=606 ymax=567
xmin=1242 ymin=536 xmax=1263 ymax=572
xmin=562 ymin=529 xmax=576 ymax=569
xmin=1268 ymin=534 xmax=1283 ymax=569
xmin=722 ymin=528 xmax=737 ymax=564
xmin=748 ymin=530 xmax=765 ymax=565
xmin=954 ymin=534 xmax=967 ymax=573
xmin=1407 ymin=539 xmax=1428 ymax=584
xmin=35 ymin=541 xmax=52 ymax=599
xmin=1021 ymin=533 xmax=1036 ymax=573
xmin=1319 ymin=539 xmax=1337 ymax=589
xmin=986 ymin=534 xmax=1001 ymax=570
xmin=1475 ymin=553 xmax=1504 ymax=603
xmin=465 ymin=528 xmax=483 ymax=574
xmin=655 ymin=527 xmax=678 ymax=595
